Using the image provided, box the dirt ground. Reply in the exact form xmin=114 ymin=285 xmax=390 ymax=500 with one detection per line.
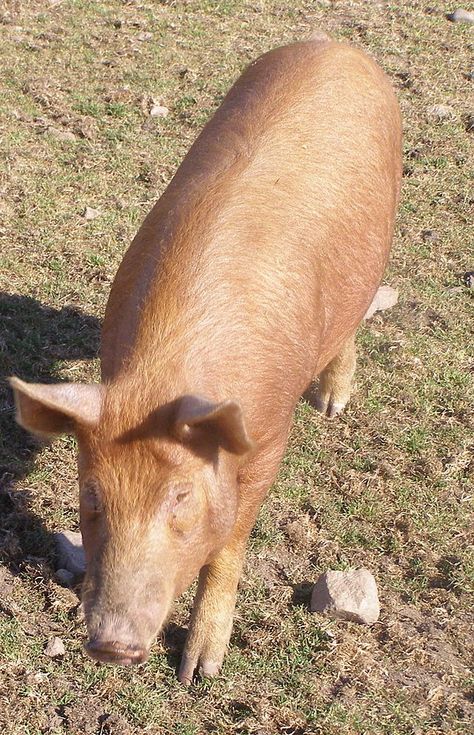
xmin=0 ymin=1 xmax=473 ymax=734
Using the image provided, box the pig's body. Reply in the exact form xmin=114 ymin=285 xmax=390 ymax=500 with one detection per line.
xmin=11 ymin=37 xmax=402 ymax=683
xmin=103 ymin=39 xmax=400 ymax=418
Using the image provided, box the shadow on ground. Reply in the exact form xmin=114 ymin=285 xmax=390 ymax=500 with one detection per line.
xmin=0 ymin=292 xmax=100 ymax=570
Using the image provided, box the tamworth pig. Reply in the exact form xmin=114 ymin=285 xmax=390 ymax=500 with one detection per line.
xmin=10 ymin=35 xmax=402 ymax=684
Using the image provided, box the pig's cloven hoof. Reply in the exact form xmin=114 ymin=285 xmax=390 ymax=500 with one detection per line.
xmin=178 ymin=652 xmax=222 ymax=686
xmin=313 ymin=393 xmax=348 ymax=418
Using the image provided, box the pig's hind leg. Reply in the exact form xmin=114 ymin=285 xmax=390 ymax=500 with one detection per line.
xmin=314 ymin=333 xmax=356 ymax=417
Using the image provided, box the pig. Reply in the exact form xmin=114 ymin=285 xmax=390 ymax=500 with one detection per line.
xmin=10 ymin=34 xmax=402 ymax=684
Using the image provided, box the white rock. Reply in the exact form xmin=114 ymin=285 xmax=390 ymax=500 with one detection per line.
xmin=150 ymin=104 xmax=169 ymax=118
xmin=364 ymin=285 xmax=399 ymax=319
xmin=44 ymin=636 xmax=65 ymax=658
xmin=54 ymin=530 xmax=86 ymax=580
xmin=47 ymin=127 xmax=76 ymax=142
xmin=310 ymin=569 xmax=380 ymax=625
xmin=137 ymin=31 xmax=153 ymax=41
xmin=426 ymin=104 xmax=455 ymax=121
xmin=83 ymin=206 xmax=100 ymax=221
xmin=447 ymin=8 xmax=474 ymax=24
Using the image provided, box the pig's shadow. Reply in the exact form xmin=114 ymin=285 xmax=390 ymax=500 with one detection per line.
xmin=0 ymin=292 xmax=100 ymax=568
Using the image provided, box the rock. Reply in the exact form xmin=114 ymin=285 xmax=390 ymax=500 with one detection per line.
xmin=446 ymin=8 xmax=474 ymax=24
xmin=54 ymin=530 xmax=86 ymax=581
xmin=310 ymin=569 xmax=380 ymax=624
xmin=47 ymin=127 xmax=77 ymax=142
xmin=426 ymin=104 xmax=455 ymax=122
xmin=44 ymin=636 xmax=65 ymax=658
xmin=308 ymin=30 xmax=331 ymax=43
xmin=463 ymin=271 xmax=474 ymax=288
xmin=421 ymin=229 xmax=439 ymax=242
xmin=137 ymin=31 xmax=153 ymax=41
xmin=364 ymin=285 xmax=399 ymax=320
xmin=83 ymin=206 xmax=100 ymax=221
xmin=150 ymin=103 xmax=169 ymax=118
xmin=55 ymin=568 xmax=75 ymax=587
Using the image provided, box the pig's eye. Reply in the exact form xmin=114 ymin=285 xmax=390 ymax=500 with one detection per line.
xmin=81 ymin=480 xmax=102 ymax=515
xmin=168 ymin=483 xmax=195 ymax=533
xmin=169 ymin=483 xmax=192 ymax=510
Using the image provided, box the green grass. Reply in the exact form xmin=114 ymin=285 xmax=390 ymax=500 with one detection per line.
xmin=1 ymin=0 xmax=473 ymax=733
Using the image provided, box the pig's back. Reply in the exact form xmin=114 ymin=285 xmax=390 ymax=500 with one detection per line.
xmin=103 ymin=40 xmax=401 ymax=414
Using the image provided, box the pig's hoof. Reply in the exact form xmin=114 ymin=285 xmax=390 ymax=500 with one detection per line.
xmin=178 ymin=652 xmax=222 ymax=686
xmin=313 ymin=393 xmax=348 ymax=418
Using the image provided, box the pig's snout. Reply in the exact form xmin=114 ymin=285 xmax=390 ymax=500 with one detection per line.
xmin=86 ymin=638 xmax=149 ymax=666
xmin=84 ymin=609 xmax=157 ymax=666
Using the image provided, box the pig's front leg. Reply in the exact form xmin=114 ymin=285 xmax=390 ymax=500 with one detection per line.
xmin=178 ymin=444 xmax=288 ymax=685
xmin=178 ymin=543 xmax=244 ymax=684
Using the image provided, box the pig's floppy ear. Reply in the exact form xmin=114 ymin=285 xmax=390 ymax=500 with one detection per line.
xmin=174 ymin=395 xmax=253 ymax=455
xmin=9 ymin=377 xmax=104 ymax=437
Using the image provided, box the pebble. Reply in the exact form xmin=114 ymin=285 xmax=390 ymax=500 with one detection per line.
xmin=150 ymin=104 xmax=169 ymax=118
xmin=47 ymin=127 xmax=77 ymax=142
xmin=83 ymin=206 xmax=100 ymax=221
xmin=44 ymin=636 xmax=65 ymax=658
xmin=446 ymin=8 xmax=474 ymax=24
xmin=55 ymin=568 xmax=75 ymax=587
xmin=137 ymin=31 xmax=153 ymax=42
xmin=422 ymin=229 xmax=439 ymax=242
xmin=54 ymin=530 xmax=86 ymax=580
xmin=364 ymin=285 xmax=398 ymax=320
xmin=310 ymin=568 xmax=380 ymax=625
xmin=426 ymin=104 xmax=455 ymax=121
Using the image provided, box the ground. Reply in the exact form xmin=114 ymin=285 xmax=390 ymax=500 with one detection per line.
xmin=0 ymin=1 xmax=473 ymax=734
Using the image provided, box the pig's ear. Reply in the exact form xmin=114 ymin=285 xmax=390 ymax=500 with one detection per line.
xmin=174 ymin=395 xmax=253 ymax=455
xmin=9 ymin=377 xmax=103 ymax=437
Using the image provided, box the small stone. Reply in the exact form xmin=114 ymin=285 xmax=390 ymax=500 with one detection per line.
xmin=54 ymin=530 xmax=86 ymax=580
xmin=446 ymin=8 xmax=474 ymax=24
xmin=364 ymin=285 xmax=399 ymax=320
xmin=463 ymin=271 xmax=474 ymax=288
xmin=26 ymin=671 xmax=49 ymax=684
xmin=47 ymin=127 xmax=77 ymax=142
xmin=83 ymin=206 xmax=100 ymax=221
xmin=421 ymin=229 xmax=439 ymax=242
xmin=137 ymin=31 xmax=153 ymax=41
xmin=44 ymin=636 xmax=65 ymax=658
xmin=465 ymin=113 xmax=474 ymax=132
xmin=150 ymin=104 xmax=169 ymax=118
xmin=55 ymin=568 xmax=74 ymax=587
xmin=310 ymin=569 xmax=380 ymax=625
xmin=426 ymin=104 xmax=455 ymax=122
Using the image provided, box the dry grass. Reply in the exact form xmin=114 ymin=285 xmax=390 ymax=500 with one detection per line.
xmin=0 ymin=1 xmax=473 ymax=734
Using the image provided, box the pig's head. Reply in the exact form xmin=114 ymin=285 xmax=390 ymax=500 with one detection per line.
xmin=9 ymin=377 xmax=252 ymax=665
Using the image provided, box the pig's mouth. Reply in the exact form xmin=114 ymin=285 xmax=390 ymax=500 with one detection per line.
xmin=85 ymin=639 xmax=150 ymax=666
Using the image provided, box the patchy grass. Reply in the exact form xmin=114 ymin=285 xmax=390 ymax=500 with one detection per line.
xmin=0 ymin=0 xmax=473 ymax=733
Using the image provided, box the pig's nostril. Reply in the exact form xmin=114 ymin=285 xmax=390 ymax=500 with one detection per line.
xmin=86 ymin=639 xmax=149 ymax=665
